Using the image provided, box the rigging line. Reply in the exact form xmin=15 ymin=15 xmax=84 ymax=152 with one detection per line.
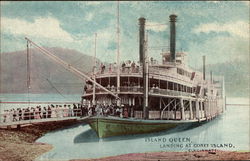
xmin=25 ymin=37 xmax=119 ymax=99
xmin=28 ymin=47 xmax=71 ymax=99
xmin=27 ymin=41 xmax=31 ymax=89
xmin=46 ymin=78 xmax=66 ymax=99
xmin=27 ymin=41 xmax=31 ymax=105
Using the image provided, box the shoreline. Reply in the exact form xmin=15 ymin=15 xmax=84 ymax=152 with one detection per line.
xmin=0 ymin=120 xmax=80 ymax=161
xmin=0 ymin=121 xmax=249 ymax=161
xmin=72 ymin=150 xmax=250 ymax=161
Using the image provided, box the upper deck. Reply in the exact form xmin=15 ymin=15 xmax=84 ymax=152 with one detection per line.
xmin=83 ymin=50 xmax=223 ymax=100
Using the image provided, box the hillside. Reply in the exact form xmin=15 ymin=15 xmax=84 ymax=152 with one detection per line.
xmin=0 ymin=47 xmax=97 ymax=94
xmin=205 ymin=60 xmax=249 ymax=98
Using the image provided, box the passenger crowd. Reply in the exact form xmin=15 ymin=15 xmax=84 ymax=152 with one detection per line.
xmin=1 ymin=103 xmax=135 ymax=123
xmin=99 ymin=60 xmax=141 ymax=74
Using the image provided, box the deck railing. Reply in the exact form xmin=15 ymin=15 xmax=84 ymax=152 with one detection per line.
xmin=85 ymin=86 xmax=193 ymax=97
xmin=95 ymin=66 xmax=192 ymax=83
xmin=0 ymin=108 xmax=85 ymax=125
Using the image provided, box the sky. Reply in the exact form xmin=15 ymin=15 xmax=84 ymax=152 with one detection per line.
xmin=1 ymin=1 xmax=249 ymax=68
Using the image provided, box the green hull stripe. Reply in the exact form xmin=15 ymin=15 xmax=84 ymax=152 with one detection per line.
xmin=86 ymin=117 xmax=181 ymax=138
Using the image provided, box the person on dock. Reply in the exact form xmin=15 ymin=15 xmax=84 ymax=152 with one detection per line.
xmin=18 ymin=108 xmax=22 ymax=121
xmin=73 ymin=104 xmax=77 ymax=116
xmin=48 ymin=105 xmax=52 ymax=118
xmin=3 ymin=110 xmax=8 ymax=122
xmin=68 ymin=105 xmax=73 ymax=117
xmin=12 ymin=109 xmax=17 ymax=122
xmin=42 ymin=107 xmax=47 ymax=118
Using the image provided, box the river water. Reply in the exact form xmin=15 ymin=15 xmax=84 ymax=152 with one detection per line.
xmin=0 ymin=94 xmax=249 ymax=160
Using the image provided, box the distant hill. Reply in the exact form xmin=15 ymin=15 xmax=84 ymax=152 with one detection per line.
xmin=1 ymin=48 xmax=249 ymax=97
xmin=205 ymin=60 xmax=249 ymax=98
xmin=0 ymin=47 xmax=98 ymax=94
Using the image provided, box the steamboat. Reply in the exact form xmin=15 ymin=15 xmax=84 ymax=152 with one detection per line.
xmin=81 ymin=14 xmax=226 ymax=138
xmin=24 ymin=12 xmax=225 ymax=138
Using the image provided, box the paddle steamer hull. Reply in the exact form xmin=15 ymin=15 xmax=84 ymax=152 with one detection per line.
xmin=85 ymin=116 xmax=199 ymax=138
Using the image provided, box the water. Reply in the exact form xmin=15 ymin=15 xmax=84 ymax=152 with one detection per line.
xmin=1 ymin=95 xmax=249 ymax=160
xmin=36 ymin=105 xmax=249 ymax=160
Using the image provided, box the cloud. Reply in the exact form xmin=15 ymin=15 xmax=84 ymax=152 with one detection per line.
xmin=1 ymin=17 xmax=74 ymax=42
xmin=146 ymin=21 xmax=167 ymax=32
xmin=188 ymin=35 xmax=249 ymax=68
xmin=193 ymin=21 xmax=249 ymax=39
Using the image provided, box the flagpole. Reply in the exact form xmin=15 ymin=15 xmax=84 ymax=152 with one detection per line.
xmin=116 ymin=1 xmax=121 ymax=106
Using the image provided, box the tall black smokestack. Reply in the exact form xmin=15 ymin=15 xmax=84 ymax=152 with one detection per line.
xmin=169 ymin=14 xmax=177 ymax=62
xmin=139 ymin=17 xmax=146 ymax=64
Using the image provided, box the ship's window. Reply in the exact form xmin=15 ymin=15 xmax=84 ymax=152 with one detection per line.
xmin=173 ymin=83 xmax=178 ymax=91
xmin=168 ymin=82 xmax=173 ymax=90
xmin=101 ymin=77 xmax=109 ymax=87
xmin=160 ymin=80 xmax=167 ymax=89
xmin=121 ymin=77 xmax=129 ymax=86
xmin=193 ymin=87 xmax=196 ymax=93
xmin=110 ymin=77 xmax=116 ymax=87
xmin=140 ymin=78 xmax=143 ymax=87
xmin=129 ymin=77 xmax=139 ymax=87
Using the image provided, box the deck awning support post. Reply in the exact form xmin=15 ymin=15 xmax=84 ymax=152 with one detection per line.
xmin=180 ymin=98 xmax=185 ymax=120
xmin=189 ymin=100 xmax=193 ymax=120
xmin=196 ymin=99 xmax=200 ymax=120
xmin=92 ymin=33 xmax=97 ymax=106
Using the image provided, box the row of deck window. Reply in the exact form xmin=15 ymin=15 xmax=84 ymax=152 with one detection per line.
xmin=177 ymin=68 xmax=192 ymax=78
xmin=87 ymin=76 xmax=196 ymax=94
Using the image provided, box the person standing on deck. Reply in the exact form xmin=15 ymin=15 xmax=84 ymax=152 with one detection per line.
xmin=120 ymin=105 xmax=124 ymax=118
xmin=68 ymin=105 xmax=73 ymax=117
xmin=73 ymin=104 xmax=77 ymax=116
xmin=131 ymin=61 xmax=135 ymax=72
xmin=122 ymin=62 xmax=126 ymax=72
xmin=123 ymin=106 xmax=129 ymax=118
xmin=109 ymin=63 xmax=112 ymax=72
xmin=63 ymin=105 xmax=68 ymax=117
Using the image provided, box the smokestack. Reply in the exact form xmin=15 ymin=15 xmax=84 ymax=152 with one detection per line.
xmin=203 ymin=56 xmax=206 ymax=80
xmin=139 ymin=17 xmax=146 ymax=64
xmin=169 ymin=14 xmax=177 ymax=62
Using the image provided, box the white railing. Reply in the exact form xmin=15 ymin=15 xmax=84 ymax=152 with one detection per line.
xmin=134 ymin=111 xmax=143 ymax=119
xmin=0 ymin=108 xmax=85 ymax=125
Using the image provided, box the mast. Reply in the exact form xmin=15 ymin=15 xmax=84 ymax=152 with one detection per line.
xmin=92 ymin=33 xmax=97 ymax=106
xmin=144 ymin=30 xmax=149 ymax=119
xmin=27 ymin=40 xmax=31 ymax=89
xmin=116 ymin=1 xmax=121 ymax=105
